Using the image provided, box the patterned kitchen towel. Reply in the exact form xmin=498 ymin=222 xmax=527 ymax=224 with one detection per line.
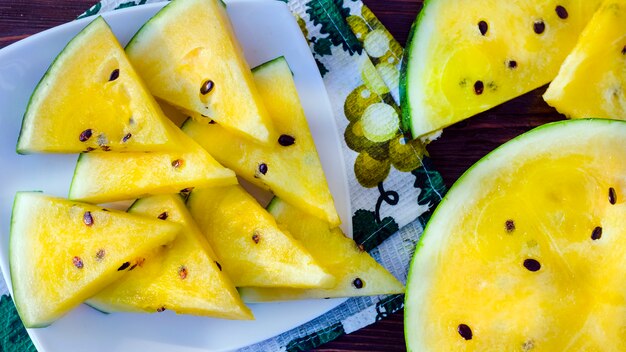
xmin=0 ymin=0 xmax=446 ymax=351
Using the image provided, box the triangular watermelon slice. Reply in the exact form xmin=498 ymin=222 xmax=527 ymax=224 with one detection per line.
xmin=401 ymin=0 xmax=602 ymax=138
xmin=17 ymin=17 xmax=183 ymax=154
xmin=182 ymin=57 xmax=340 ymax=226
xmin=544 ymin=0 xmax=626 ymax=119
xmin=239 ymin=198 xmax=404 ymax=302
xmin=125 ymin=0 xmax=274 ymax=144
xmin=187 ymin=185 xmax=334 ymax=288
xmin=88 ymin=194 xmax=252 ymax=319
xmin=9 ymin=192 xmax=180 ymax=327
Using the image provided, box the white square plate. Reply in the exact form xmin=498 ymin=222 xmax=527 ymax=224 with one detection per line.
xmin=0 ymin=1 xmax=351 ymax=350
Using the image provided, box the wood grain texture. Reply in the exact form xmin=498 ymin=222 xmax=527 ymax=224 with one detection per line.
xmin=0 ymin=0 xmax=567 ymax=351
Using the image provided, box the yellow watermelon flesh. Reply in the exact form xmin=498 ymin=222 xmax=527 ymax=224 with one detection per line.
xmin=87 ymin=194 xmax=252 ymax=319
xmin=17 ymin=17 xmax=183 ymax=154
xmin=182 ymin=57 xmax=340 ymax=226
xmin=9 ymin=192 xmax=180 ymax=328
xmin=544 ymin=0 xmax=626 ymax=119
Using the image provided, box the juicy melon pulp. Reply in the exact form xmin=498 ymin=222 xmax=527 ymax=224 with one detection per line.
xmin=186 ymin=185 xmax=334 ymax=288
xmin=401 ymin=0 xmax=602 ymax=139
xmin=239 ymin=198 xmax=404 ymax=302
xmin=17 ymin=17 xmax=182 ymax=154
xmin=125 ymin=0 xmax=274 ymax=144
xmin=9 ymin=192 xmax=180 ymax=328
xmin=182 ymin=57 xmax=340 ymax=226
xmin=544 ymin=0 xmax=626 ymax=119
xmin=87 ymin=194 xmax=252 ymax=319
xmin=405 ymin=119 xmax=626 ymax=350
xmin=68 ymin=118 xmax=236 ymax=203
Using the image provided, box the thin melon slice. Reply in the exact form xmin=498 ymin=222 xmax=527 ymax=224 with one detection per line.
xmin=239 ymin=198 xmax=404 ymax=302
xmin=405 ymin=119 xmax=626 ymax=350
xmin=88 ymin=194 xmax=252 ymax=319
xmin=68 ymin=118 xmax=236 ymax=203
xmin=126 ymin=0 xmax=273 ymax=144
xmin=544 ymin=0 xmax=626 ymax=119
xmin=187 ymin=185 xmax=334 ymax=288
xmin=182 ymin=57 xmax=340 ymax=226
xmin=401 ymin=1 xmax=602 ymax=138
xmin=17 ymin=17 xmax=182 ymax=154
xmin=9 ymin=192 xmax=180 ymax=328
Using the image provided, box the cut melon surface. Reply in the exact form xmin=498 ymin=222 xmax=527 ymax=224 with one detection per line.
xmin=17 ymin=17 xmax=182 ymax=154
xmin=182 ymin=57 xmax=340 ymax=226
xmin=88 ymin=194 xmax=252 ymax=320
xmin=401 ymin=0 xmax=602 ymax=138
xmin=68 ymin=119 xmax=236 ymax=203
xmin=405 ymin=119 xmax=626 ymax=350
xmin=239 ymin=198 xmax=404 ymax=302
xmin=9 ymin=192 xmax=180 ymax=328
xmin=126 ymin=0 xmax=274 ymax=144
xmin=186 ymin=185 xmax=334 ymax=288
xmin=544 ymin=0 xmax=626 ymax=119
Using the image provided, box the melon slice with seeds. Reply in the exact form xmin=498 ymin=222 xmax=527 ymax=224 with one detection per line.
xmin=405 ymin=119 xmax=626 ymax=350
xmin=88 ymin=194 xmax=252 ymax=319
xmin=401 ymin=0 xmax=602 ymax=138
xmin=182 ymin=57 xmax=340 ymax=226
xmin=9 ymin=192 xmax=180 ymax=328
xmin=187 ymin=185 xmax=334 ymax=288
xmin=68 ymin=118 xmax=236 ymax=203
xmin=125 ymin=0 xmax=274 ymax=144
xmin=17 ymin=17 xmax=183 ymax=154
xmin=239 ymin=198 xmax=404 ymax=302
xmin=544 ymin=0 xmax=626 ymax=119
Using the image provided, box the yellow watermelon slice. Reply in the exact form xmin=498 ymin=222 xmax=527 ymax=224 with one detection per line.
xmin=9 ymin=192 xmax=180 ymax=327
xmin=17 ymin=17 xmax=182 ymax=154
xmin=88 ymin=194 xmax=252 ymax=319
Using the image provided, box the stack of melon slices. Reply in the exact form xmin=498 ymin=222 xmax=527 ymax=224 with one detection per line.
xmin=10 ymin=0 xmax=403 ymax=328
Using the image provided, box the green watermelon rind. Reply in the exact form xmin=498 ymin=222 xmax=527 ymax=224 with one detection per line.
xmin=403 ymin=118 xmax=622 ymax=351
xmin=16 ymin=17 xmax=110 ymax=155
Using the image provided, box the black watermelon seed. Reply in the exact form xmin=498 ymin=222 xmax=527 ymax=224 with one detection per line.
xmin=95 ymin=249 xmax=105 ymax=261
xmin=109 ymin=69 xmax=120 ymax=81
xmin=458 ymin=324 xmax=473 ymax=340
xmin=478 ymin=21 xmax=488 ymax=36
xmin=122 ymin=133 xmax=132 ymax=143
xmin=523 ymin=258 xmax=541 ymax=272
xmin=118 ymin=262 xmax=130 ymax=271
xmin=209 ymin=119 xmax=216 ymax=124
xmin=157 ymin=306 xmax=166 ymax=312
xmin=534 ymin=20 xmax=545 ymax=34
xmin=215 ymin=261 xmax=222 ymax=271
xmin=79 ymin=129 xmax=93 ymax=142
xmin=474 ymin=81 xmax=484 ymax=95
xmin=129 ymin=263 xmax=138 ymax=271
xmin=556 ymin=5 xmax=568 ymax=19
xmin=200 ymin=80 xmax=215 ymax=95
xmin=591 ymin=226 xmax=602 ymax=241
xmin=258 ymin=163 xmax=268 ymax=175
xmin=278 ymin=134 xmax=296 ymax=146
xmin=73 ymin=256 xmax=84 ymax=269
xmin=83 ymin=211 xmax=94 ymax=226
xmin=171 ymin=159 xmax=184 ymax=168
xmin=252 ymin=232 xmax=261 ymax=244
xmin=352 ymin=278 xmax=364 ymax=289
xmin=505 ymin=219 xmax=515 ymax=233
xmin=507 ymin=60 xmax=518 ymax=69
xmin=609 ymin=187 xmax=617 ymax=204
xmin=622 ymin=46 xmax=626 ymax=55
xmin=179 ymin=266 xmax=188 ymax=280
xmin=157 ymin=212 xmax=168 ymax=220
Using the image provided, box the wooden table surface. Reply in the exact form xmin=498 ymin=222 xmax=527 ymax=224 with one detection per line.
xmin=0 ymin=0 xmax=565 ymax=351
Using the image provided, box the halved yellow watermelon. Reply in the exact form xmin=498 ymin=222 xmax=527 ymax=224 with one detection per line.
xmin=405 ymin=119 xmax=626 ymax=350
xmin=126 ymin=0 xmax=274 ymax=143
xmin=88 ymin=194 xmax=252 ymax=319
xmin=401 ymin=0 xmax=602 ymax=138
xmin=544 ymin=0 xmax=626 ymax=119
xmin=240 ymin=198 xmax=404 ymax=302
xmin=182 ymin=57 xmax=339 ymax=226
xmin=68 ymin=118 xmax=236 ymax=203
xmin=17 ymin=17 xmax=182 ymax=154
xmin=10 ymin=192 xmax=180 ymax=328
xmin=187 ymin=185 xmax=334 ymax=288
